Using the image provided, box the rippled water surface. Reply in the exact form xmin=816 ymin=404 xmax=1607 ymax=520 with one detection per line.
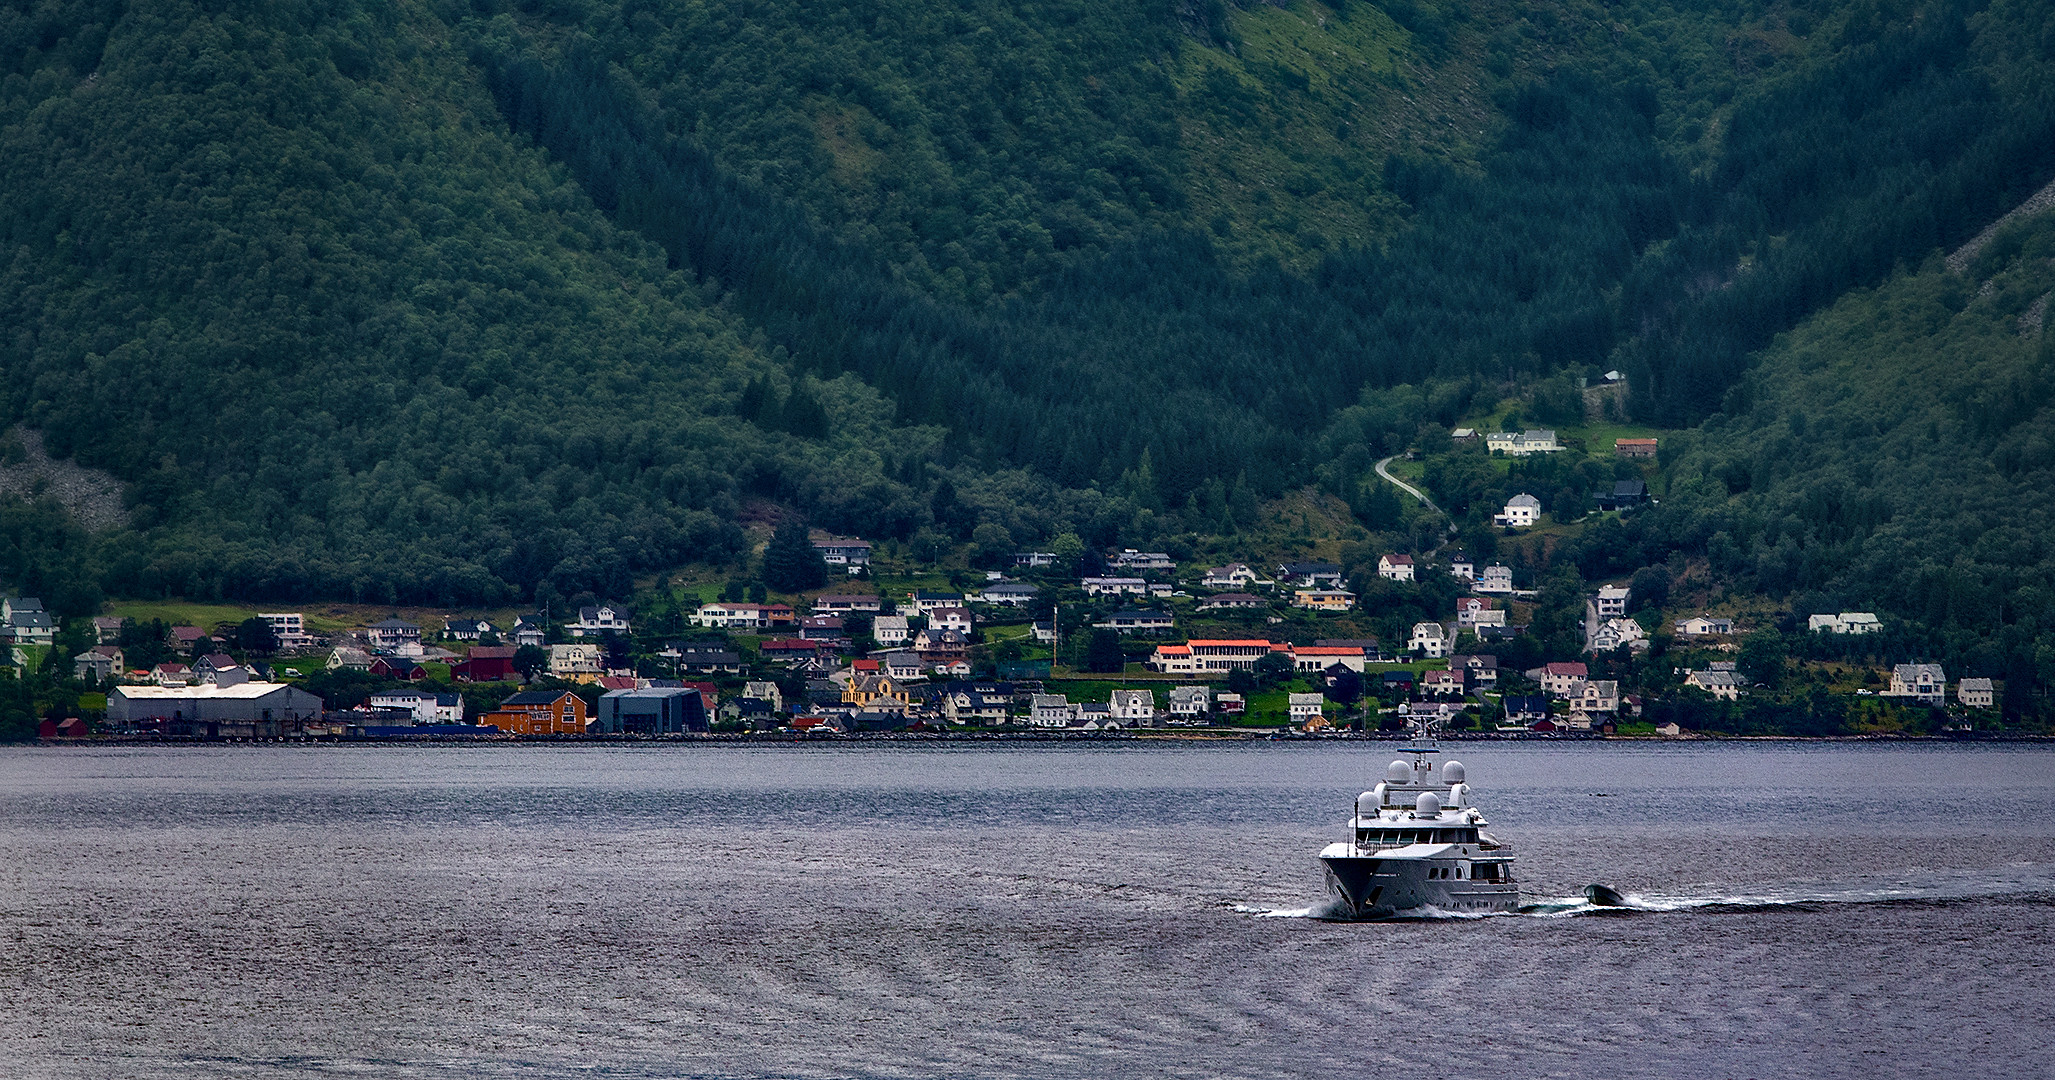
xmin=3 ymin=741 xmax=2052 ymax=1078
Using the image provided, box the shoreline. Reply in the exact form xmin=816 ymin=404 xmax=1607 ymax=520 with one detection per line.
xmin=18 ymin=730 xmax=2053 ymax=747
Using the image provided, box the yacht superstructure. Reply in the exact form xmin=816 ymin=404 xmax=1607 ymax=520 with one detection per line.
xmin=1319 ymin=721 xmax=1518 ymax=918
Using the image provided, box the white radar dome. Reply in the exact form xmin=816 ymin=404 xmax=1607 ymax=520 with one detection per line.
xmin=1387 ymin=760 xmax=1412 ymax=783
xmin=1441 ymin=761 xmax=1466 ymax=784
xmin=1357 ymin=791 xmax=1379 ymax=815
xmin=1415 ymin=791 xmax=1442 ymax=816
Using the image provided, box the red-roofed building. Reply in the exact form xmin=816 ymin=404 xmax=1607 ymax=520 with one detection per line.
xmin=451 ymin=646 xmax=516 ymax=682
xmin=1421 ymin=669 xmax=1467 ymax=697
xmin=761 ymin=638 xmax=826 ymax=661
xmin=1148 ymin=643 xmax=1194 ymax=674
xmin=1151 ymin=639 xmax=1282 ymax=675
xmin=1533 ymin=661 xmax=1590 ymax=697
xmin=1289 ymin=645 xmax=1367 ymax=672
xmin=370 ymin=656 xmax=427 ymax=681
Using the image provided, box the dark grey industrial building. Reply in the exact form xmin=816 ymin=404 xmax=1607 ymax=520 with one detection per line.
xmin=595 ymin=687 xmax=708 ymax=734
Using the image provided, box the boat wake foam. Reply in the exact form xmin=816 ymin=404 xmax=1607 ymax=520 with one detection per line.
xmin=1243 ymin=865 xmax=2055 ymax=922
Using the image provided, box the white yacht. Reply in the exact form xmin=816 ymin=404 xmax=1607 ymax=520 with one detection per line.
xmin=1319 ymin=720 xmax=1518 ymax=918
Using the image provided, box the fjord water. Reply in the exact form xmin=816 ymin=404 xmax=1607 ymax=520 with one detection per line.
xmin=2 ymin=743 xmax=2050 ymax=1079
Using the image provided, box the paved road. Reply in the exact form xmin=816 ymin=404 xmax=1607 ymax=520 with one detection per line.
xmin=1374 ymin=455 xmax=1437 ymax=511
xmin=1375 ymin=455 xmax=1457 ymax=537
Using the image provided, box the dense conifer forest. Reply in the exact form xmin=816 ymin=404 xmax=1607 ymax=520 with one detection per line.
xmin=2 ymin=0 xmax=2055 ymax=715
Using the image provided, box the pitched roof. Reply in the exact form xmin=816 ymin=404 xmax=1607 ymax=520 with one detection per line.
xmin=501 ymin=691 xmax=575 ymax=706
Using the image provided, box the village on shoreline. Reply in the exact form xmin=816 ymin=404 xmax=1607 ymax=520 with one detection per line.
xmin=9 ymin=515 xmax=2001 ymax=743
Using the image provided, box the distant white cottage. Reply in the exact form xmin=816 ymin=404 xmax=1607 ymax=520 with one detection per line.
xmin=1809 ymin=612 xmax=1882 ymax=634
xmin=1493 ymin=493 xmax=1541 ymax=529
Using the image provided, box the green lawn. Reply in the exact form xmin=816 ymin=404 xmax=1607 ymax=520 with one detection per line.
xmin=104 ymin=600 xmax=270 ymax=633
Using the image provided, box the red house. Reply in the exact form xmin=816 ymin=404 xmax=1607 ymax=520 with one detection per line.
xmin=451 ymin=646 xmax=516 ymax=682
xmin=37 ymin=717 xmax=88 ymax=738
xmin=370 ymin=656 xmax=427 ymax=681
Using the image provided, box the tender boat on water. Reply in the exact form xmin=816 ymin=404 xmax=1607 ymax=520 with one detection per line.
xmin=1319 ymin=719 xmax=1519 ymax=918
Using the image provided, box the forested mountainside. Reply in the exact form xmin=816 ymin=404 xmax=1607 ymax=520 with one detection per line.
xmin=0 ymin=0 xmax=2053 ymax=649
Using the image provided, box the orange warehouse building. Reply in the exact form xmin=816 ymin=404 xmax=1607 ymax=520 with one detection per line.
xmin=481 ymin=690 xmax=591 ymax=736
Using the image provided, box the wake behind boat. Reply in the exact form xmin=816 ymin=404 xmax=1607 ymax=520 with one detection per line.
xmin=1319 ymin=719 xmax=1519 ymax=919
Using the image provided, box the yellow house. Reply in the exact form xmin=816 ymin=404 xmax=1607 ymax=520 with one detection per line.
xmin=843 ymin=674 xmax=912 ymax=710
xmin=1291 ymin=589 xmax=1356 ymax=612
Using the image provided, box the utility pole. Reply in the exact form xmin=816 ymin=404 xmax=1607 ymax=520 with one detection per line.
xmin=1051 ymin=602 xmax=1061 ymax=677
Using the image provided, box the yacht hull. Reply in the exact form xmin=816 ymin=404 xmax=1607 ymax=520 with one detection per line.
xmin=1320 ymin=854 xmax=1520 ymax=920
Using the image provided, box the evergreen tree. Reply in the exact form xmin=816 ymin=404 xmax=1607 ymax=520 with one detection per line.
xmin=1085 ymin=628 xmax=1125 ymax=674
xmin=762 ymin=519 xmax=829 ymax=592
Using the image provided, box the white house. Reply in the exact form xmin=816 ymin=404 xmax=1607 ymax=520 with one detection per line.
xmin=260 ymin=612 xmax=315 ymax=649
xmin=1493 ymin=493 xmax=1542 ymax=528
xmin=1109 ymin=689 xmax=1156 ymax=726
xmin=1029 ymin=694 xmax=1075 ymax=728
xmin=1289 ymin=693 xmax=1326 ymax=727
xmin=327 ymin=646 xmax=371 ymax=672
xmin=979 ymin=583 xmax=1039 ymax=606
xmin=930 ymin=607 xmax=975 ymax=634
xmin=1454 ymin=597 xmax=1499 ymax=629
xmin=1449 ymin=654 xmax=1499 ymax=689
xmin=1289 ymin=645 xmax=1366 ymax=673
xmin=882 ymin=652 xmax=927 ymax=682
xmin=1684 ymin=669 xmax=1743 ymax=700
xmin=1485 ymin=430 xmax=1561 ymax=455
xmin=691 ymin=602 xmax=783 ymax=629
xmin=1446 ymin=553 xmax=1475 ymax=581
xmin=1197 ymin=592 xmax=1267 ymax=611
xmin=905 ymin=591 xmax=966 ymax=616
xmin=1109 ymin=549 xmax=1176 ymax=572
xmin=1278 ymin=563 xmax=1345 ymax=588
xmin=1567 ymin=679 xmax=1620 ymax=715
xmin=1409 ymin=622 xmax=1449 ymax=658
xmin=871 ymin=615 xmax=910 ymax=646
xmin=1474 ymin=564 xmax=1516 ymax=595
xmin=73 ymin=646 xmax=123 ymax=682
xmin=1377 ymin=554 xmax=1416 ymax=582
xmin=1592 ymin=585 xmax=1630 ymax=617
xmin=1081 ymin=577 xmax=1149 ymax=597
xmin=548 ymin=643 xmax=604 ymax=679
xmin=443 ymin=618 xmax=497 ymax=642
xmin=1957 ymin=678 xmax=1995 ymax=708
xmin=1888 ymin=663 xmax=1947 ymax=703
xmin=1098 ymin=609 xmax=1176 ymax=635
xmin=569 ymin=603 xmax=631 ymax=638
xmin=811 ymin=535 xmax=872 ymax=568
xmin=813 ymin=594 xmax=884 ymax=615
xmin=369 ymin=692 xmax=465 ymax=724
xmin=366 ymin=618 xmax=421 ymax=650
xmin=1201 ymin=564 xmax=1260 ymax=589
xmin=1675 ymin=615 xmax=1735 ymax=637
xmin=1532 ymin=662 xmax=1589 ymax=698
xmin=510 ymin=615 xmax=547 ymax=648
xmin=1168 ymin=685 xmax=1211 ymax=721
xmin=1585 ymin=617 xmax=1649 ymax=654
xmin=1809 ymin=612 xmax=1882 ymax=634
xmin=742 ymin=681 xmax=784 ymax=713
